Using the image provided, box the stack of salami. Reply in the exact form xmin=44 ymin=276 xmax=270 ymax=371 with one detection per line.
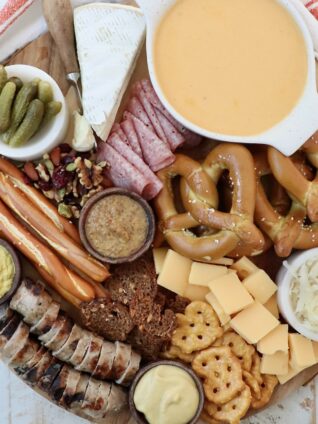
xmin=97 ymin=79 xmax=202 ymax=200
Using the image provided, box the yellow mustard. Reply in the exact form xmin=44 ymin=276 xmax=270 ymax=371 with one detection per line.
xmin=134 ymin=365 xmax=199 ymax=424
xmin=0 ymin=245 xmax=15 ymax=299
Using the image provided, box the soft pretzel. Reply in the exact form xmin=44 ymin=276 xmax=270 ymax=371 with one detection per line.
xmin=255 ymin=152 xmax=318 ymax=257
xmin=268 ymin=146 xmax=318 ymax=222
xmin=154 ymin=154 xmax=239 ymax=261
xmin=181 ymin=144 xmax=265 ymax=257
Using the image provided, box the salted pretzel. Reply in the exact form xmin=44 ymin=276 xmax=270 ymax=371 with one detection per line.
xmin=268 ymin=143 xmax=318 ymax=222
xmin=255 ymin=152 xmax=318 ymax=257
xmin=180 ymin=143 xmax=265 ymax=257
xmin=154 ymin=154 xmax=240 ymax=261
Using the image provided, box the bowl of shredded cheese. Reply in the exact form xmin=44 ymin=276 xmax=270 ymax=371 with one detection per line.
xmin=277 ymin=248 xmax=318 ymax=341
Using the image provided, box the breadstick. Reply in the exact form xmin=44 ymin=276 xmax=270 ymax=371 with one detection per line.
xmin=0 ymin=199 xmax=95 ymax=305
xmin=0 ymin=157 xmax=80 ymax=243
xmin=0 ymin=172 xmax=109 ymax=283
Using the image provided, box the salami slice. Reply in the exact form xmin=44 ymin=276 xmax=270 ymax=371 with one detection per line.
xmin=124 ymin=113 xmax=175 ymax=172
xmin=155 ymin=108 xmax=185 ymax=151
xmin=139 ymin=79 xmax=202 ymax=148
xmin=121 ymin=120 xmax=142 ymax=158
xmin=127 ymin=97 xmax=154 ymax=131
xmin=107 ymin=133 xmax=162 ymax=200
xmin=134 ymin=81 xmax=168 ymax=144
xmin=111 ymin=123 xmax=129 ymax=146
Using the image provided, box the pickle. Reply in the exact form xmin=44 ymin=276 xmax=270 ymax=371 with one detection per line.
xmin=8 ymin=77 xmax=23 ymax=92
xmin=38 ymin=80 xmax=53 ymax=103
xmin=1 ymin=82 xmax=37 ymax=143
xmin=0 ymin=82 xmax=16 ymax=133
xmin=0 ymin=66 xmax=7 ymax=93
xmin=9 ymin=99 xmax=44 ymax=147
xmin=42 ymin=101 xmax=62 ymax=126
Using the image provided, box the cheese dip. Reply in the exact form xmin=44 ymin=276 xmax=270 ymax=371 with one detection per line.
xmin=0 ymin=245 xmax=15 ymax=299
xmin=133 ymin=365 xmax=200 ymax=424
xmin=154 ymin=0 xmax=308 ymax=136
xmin=85 ymin=194 xmax=148 ymax=259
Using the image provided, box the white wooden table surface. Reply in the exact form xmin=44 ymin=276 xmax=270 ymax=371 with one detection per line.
xmin=0 ymin=361 xmax=317 ymax=424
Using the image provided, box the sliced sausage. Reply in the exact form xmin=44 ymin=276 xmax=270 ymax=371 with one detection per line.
xmin=0 ymin=303 xmax=12 ymax=325
xmin=93 ymin=341 xmax=116 ymax=380
xmin=80 ymin=379 xmax=101 ymax=419
xmin=111 ymin=341 xmax=131 ymax=380
xmin=93 ymin=381 xmax=112 ymax=419
xmin=10 ymin=279 xmax=52 ymax=325
xmin=2 ymin=321 xmax=30 ymax=364
xmin=31 ymin=301 xmax=60 ymax=335
xmin=44 ymin=316 xmax=73 ymax=352
xmin=103 ymin=383 xmax=127 ymax=416
xmin=10 ymin=338 xmax=39 ymax=370
xmin=17 ymin=345 xmax=46 ymax=377
xmin=49 ymin=364 xmax=71 ymax=402
xmin=0 ymin=314 xmax=20 ymax=349
xmin=53 ymin=324 xmax=82 ymax=361
xmin=69 ymin=330 xmax=92 ymax=368
xmin=23 ymin=350 xmax=54 ymax=385
xmin=69 ymin=374 xmax=90 ymax=412
xmin=59 ymin=367 xmax=82 ymax=407
xmin=38 ymin=358 xmax=63 ymax=393
xmin=39 ymin=314 xmax=67 ymax=344
xmin=75 ymin=335 xmax=103 ymax=373
xmin=116 ymin=351 xmax=141 ymax=385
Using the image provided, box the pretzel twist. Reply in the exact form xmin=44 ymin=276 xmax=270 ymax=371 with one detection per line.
xmin=268 ymin=145 xmax=318 ymax=222
xmin=181 ymin=144 xmax=265 ymax=257
xmin=154 ymin=154 xmax=239 ymax=261
xmin=254 ymin=151 xmax=318 ymax=257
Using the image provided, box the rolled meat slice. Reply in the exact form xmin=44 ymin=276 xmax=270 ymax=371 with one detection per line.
xmin=23 ymin=350 xmax=54 ymax=386
xmin=97 ymin=142 xmax=155 ymax=200
xmin=75 ymin=335 xmax=103 ymax=373
xmin=116 ymin=351 xmax=141 ymax=386
xmin=111 ymin=341 xmax=131 ymax=380
xmin=2 ymin=321 xmax=30 ymax=364
xmin=31 ymin=301 xmax=60 ymax=335
xmin=103 ymin=383 xmax=127 ymax=416
xmin=10 ymin=280 xmax=53 ymax=326
xmin=38 ymin=358 xmax=63 ymax=393
xmin=53 ymin=324 xmax=83 ymax=362
xmin=121 ymin=119 xmax=142 ymax=157
xmin=69 ymin=330 xmax=92 ymax=368
xmin=107 ymin=132 xmax=163 ymax=199
xmin=123 ymin=113 xmax=175 ymax=172
xmin=93 ymin=341 xmax=116 ymax=380
xmin=127 ymin=96 xmax=153 ymax=130
xmin=44 ymin=316 xmax=73 ymax=352
xmin=59 ymin=367 xmax=82 ymax=407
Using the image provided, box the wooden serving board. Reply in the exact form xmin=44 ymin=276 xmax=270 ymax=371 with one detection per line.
xmin=3 ymin=1 xmax=318 ymax=423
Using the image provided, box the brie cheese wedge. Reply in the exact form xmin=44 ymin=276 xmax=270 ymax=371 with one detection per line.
xmin=74 ymin=3 xmax=146 ymax=141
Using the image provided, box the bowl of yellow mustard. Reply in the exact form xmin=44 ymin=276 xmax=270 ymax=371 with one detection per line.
xmin=0 ymin=239 xmax=21 ymax=305
xmin=129 ymin=360 xmax=204 ymax=424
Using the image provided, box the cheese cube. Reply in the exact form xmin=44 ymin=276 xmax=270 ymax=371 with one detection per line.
xmin=210 ymin=257 xmax=234 ymax=266
xmin=278 ymin=365 xmax=305 ymax=384
xmin=257 ymin=324 xmax=288 ymax=355
xmin=153 ymin=248 xmax=168 ymax=274
xmin=209 ymin=273 xmax=254 ymax=315
xmin=312 ymin=341 xmax=318 ymax=362
xmin=230 ymin=302 xmax=280 ymax=344
xmin=184 ymin=284 xmax=209 ymax=301
xmin=264 ymin=294 xmax=279 ymax=319
xmin=158 ymin=250 xmax=192 ymax=296
xmin=289 ymin=334 xmax=316 ymax=369
xmin=189 ymin=262 xmax=228 ymax=286
xmin=205 ymin=292 xmax=231 ymax=326
xmin=243 ymin=270 xmax=277 ymax=304
xmin=230 ymin=256 xmax=259 ymax=280
xmin=260 ymin=351 xmax=289 ymax=375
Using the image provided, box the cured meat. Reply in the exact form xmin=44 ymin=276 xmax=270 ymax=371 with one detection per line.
xmin=75 ymin=335 xmax=103 ymax=373
xmin=111 ymin=341 xmax=131 ymax=380
xmin=93 ymin=341 xmax=116 ymax=379
xmin=53 ymin=324 xmax=83 ymax=361
xmin=139 ymin=79 xmax=202 ymax=148
xmin=124 ymin=113 xmax=175 ymax=172
xmin=111 ymin=123 xmax=130 ymax=145
xmin=31 ymin=301 xmax=60 ymax=335
xmin=107 ymin=132 xmax=163 ymax=199
xmin=121 ymin=119 xmax=142 ymax=157
xmin=97 ymin=142 xmax=156 ymax=200
xmin=127 ymin=96 xmax=153 ymax=130
xmin=155 ymin=108 xmax=185 ymax=151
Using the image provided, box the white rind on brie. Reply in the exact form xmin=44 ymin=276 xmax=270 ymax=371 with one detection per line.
xmin=74 ymin=3 xmax=146 ymax=141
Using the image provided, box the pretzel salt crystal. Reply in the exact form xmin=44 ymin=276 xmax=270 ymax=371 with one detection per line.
xmin=268 ymin=146 xmax=318 ymax=223
xmin=154 ymin=154 xmax=239 ymax=261
xmin=182 ymin=143 xmax=265 ymax=257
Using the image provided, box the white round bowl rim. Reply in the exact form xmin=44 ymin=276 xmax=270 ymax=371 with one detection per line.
xmin=140 ymin=0 xmax=318 ymax=156
xmin=0 ymin=64 xmax=68 ymax=161
xmin=277 ymin=248 xmax=318 ymax=341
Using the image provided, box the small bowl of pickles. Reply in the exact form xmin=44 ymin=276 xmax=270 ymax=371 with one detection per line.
xmin=0 ymin=64 xmax=68 ymax=161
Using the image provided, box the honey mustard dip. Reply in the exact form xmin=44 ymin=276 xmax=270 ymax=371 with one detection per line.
xmin=0 ymin=245 xmax=16 ymax=299
xmin=133 ymin=365 xmax=200 ymax=424
xmin=84 ymin=194 xmax=148 ymax=259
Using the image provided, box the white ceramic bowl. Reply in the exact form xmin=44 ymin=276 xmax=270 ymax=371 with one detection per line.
xmin=276 ymin=248 xmax=318 ymax=341
xmin=0 ymin=65 xmax=69 ymax=161
xmin=136 ymin=0 xmax=318 ymax=156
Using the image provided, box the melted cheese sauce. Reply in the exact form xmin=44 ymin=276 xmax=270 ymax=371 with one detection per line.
xmin=154 ymin=0 xmax=308 ymax=136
